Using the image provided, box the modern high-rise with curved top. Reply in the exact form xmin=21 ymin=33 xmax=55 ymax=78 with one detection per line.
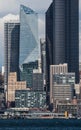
xmin=46 ymin=0 xmax=79 ymax=91
xmin=19 ymin=5 xmax=39 ymax=66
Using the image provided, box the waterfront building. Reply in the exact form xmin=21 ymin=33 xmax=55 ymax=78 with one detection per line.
xmin=15 ymin=90 xmax=46 ymax=109
xmin=46 ymin=0 xmax=79 ymax=91
xmin=51 ymin=99 xmax=81 ymax=116
xmin=50 ymin=72 xmax=75 ymax=104
xmin=4 ymin=21 xmax=20 ymax=89
xmin=6 ymin=72 xmax=28 ymax=107
xmin=52 ymin=84 xmax=73 ymax=101
xmin=19 ymin=5 xmax=39 ymax=66
xmin=57 ymin=103 xmax=81 ymax=117
xmin=50 ymin=64 xmax=68 ymax=103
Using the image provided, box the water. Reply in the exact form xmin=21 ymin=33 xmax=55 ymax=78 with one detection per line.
xmin=0 ymin=118 xmax=81 ymax=130
xmin=0 ymin=128 xmax=81 ymax=130
xmin=0 ymin=127 xmax=81 ymax=130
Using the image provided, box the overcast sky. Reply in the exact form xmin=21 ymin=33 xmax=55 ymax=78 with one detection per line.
xmin=0 ymin=0 xmax=52 ymax=17
xmin=0 ymin=0 xmax=81 ymax=68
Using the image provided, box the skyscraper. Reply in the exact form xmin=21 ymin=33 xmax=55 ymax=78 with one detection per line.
xmin=19 ymin=5 xmax=39 ymax=66
xmin=46 ymin=0 xmax=79 ymax=90
xmin=4 ymin=21 xmax=20 ymax=88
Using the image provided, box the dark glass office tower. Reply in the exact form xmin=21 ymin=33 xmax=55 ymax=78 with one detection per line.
xmin=46 ymin=2 xmax=53 ymax=91
xmin=4 ymin=21 xmax=20 ymax=88
xmin=46 ymin=0 xmax=79 ymax=90
xmin=20 ymin=60 xmax=38 ymax=87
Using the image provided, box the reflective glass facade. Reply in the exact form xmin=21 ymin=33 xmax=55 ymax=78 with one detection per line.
xmin=4 ymin=22 xmax=20 ymax=87
xmin=46 ymin=0 xmax=79 ymax=90
xmin=20 ymin=60 xmax=38 ymax=87
xmin=19 ymin=5 xmax=39 ymax=66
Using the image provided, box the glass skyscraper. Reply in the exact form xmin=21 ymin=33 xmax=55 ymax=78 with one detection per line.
xmin=20 ymin=60 xmax=38 ymax=87
xmin=46 ymin=0 xmax=79 ymax=91
xmin=4 ymin=21 xmax=20 ymax=88
xmin=19 ymin=5 xmax=39 ymax=66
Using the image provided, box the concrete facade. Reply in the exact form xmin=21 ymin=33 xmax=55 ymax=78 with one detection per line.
xmin=6 ymin=72 xmax=28 ymax=106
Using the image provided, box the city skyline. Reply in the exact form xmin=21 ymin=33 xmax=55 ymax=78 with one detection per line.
xmin=0 ymin=0 xmax=52 ymax=68
xmin=46 ymin=0 xmax=79 ymax=87
xmin=0 ymin=0 xmax=81 ymax=117
xmin=0 ymin=0 xmax=81 ymax=69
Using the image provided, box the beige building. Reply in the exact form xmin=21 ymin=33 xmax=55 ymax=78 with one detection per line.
xmin=50 ymin=64 xmax=68 ymax=75
xmin=50 ymin=64 xmax=68 ymax=103
xmin=52 ymin=84 xmax=72 ymax=101
xmin=75 ymin=84 xmax=80 ymax=99
xmin=6 ymin=72 xmax=29 ymax=105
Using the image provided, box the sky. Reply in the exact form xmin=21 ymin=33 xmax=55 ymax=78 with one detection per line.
xmin=0 ymin=0 xmax=81 ymax=68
